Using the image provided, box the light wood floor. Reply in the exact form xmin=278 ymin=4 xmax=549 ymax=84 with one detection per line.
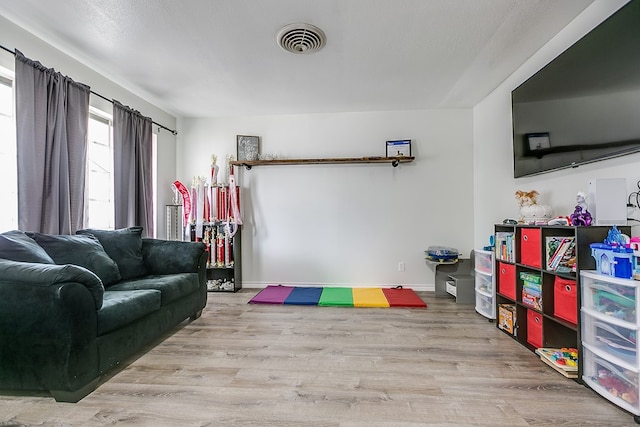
xmin=0 ymin=290 xmax=636 ymax=426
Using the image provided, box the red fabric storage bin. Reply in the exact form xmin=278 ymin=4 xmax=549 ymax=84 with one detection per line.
xmin=520 ymin=228 xmax=541 ymax=268
xmin=554 ymin=277 xmax=577 ymax=325
xmin=527 ymin=309 xmax=543 ymax=348
xmin=497 ymin=262 xmax=516 ymax=300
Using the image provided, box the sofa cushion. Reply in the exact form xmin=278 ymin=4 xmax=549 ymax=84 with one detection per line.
xmin=0 ymin=258 xmax=104 ymax=310
xmin=77 ymin=227 xmax=146 ymax=280
xmin=0 ymin=230 xmax=54 ymax=264
xmin=97 ymin=289 xmax=161 ymax=336
xmin=28 ymin=233 xmax=121 ymax=287
xmin=107 ymin=273 xmax=199 ymax=305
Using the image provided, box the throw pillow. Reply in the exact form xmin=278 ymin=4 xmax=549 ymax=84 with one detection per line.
xmin=0 ymin=230 xmax=55 ymax=263
xmin=76 ymin=227 xmax=146 ymax=280
xmin=28 ymin=233 xmax=121 ymax=287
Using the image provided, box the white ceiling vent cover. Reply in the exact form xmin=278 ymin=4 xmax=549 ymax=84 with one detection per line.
xmin=276 ymin=23 xmax=326 ymax=54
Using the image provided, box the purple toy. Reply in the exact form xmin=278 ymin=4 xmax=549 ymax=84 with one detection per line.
xmin=570 ymin=205 xmax=592 ymax=226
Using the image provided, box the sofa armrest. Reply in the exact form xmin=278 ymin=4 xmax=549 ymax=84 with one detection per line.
xmin=142 ymin=239 xmax=207 ymax=275
xmin=0 ymin=258 xmax=104 ymax=309
xmin=0 ymin=278 xmax=99 ymax=397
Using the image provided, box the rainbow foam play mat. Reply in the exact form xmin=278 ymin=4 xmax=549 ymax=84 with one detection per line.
xmin=248 ymin=285 xmax=426 ymax=308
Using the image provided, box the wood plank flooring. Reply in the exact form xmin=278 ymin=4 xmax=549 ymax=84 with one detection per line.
xmin=0 ymin=290 xmax=636 ymax=426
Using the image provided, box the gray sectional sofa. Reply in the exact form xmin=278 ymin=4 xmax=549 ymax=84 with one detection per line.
xmin=0 ymin=227 xmax=207 ymax=402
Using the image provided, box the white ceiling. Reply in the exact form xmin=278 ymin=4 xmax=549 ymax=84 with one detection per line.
xmin=0 ymin=0 xmax=597 ymax=118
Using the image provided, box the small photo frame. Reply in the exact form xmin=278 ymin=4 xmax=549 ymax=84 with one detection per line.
xmin=386 ymin=139 xmax=411 ymax=157
xmin=237 ymin=135 xmax=260 ymax=161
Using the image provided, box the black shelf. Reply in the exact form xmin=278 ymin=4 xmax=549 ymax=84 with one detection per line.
xmin=495 ymin=224 xmax=631 ymax=381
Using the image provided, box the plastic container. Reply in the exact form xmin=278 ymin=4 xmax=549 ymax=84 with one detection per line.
xmin=582 ymin=347 xmax=640 ymax=410
xmin=582 ymin=310 xmax=638 ymax=365
xmin=474 ymin=250 xmax=493 ymax=275
xmin=581 ymin=271 xmax=638 ymax=324
xmin=475 ymin=292 xmax=494 ymax=319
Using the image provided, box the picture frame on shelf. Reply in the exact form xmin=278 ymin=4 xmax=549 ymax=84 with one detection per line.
xmin=236 ymin=135 xmax=260 ymax=161
xmin=386 ymin=139 xmax=411 ymax=157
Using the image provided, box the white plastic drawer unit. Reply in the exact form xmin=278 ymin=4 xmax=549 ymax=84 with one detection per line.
xmin=475 ymin=292 xmax=494 ymax=318
xmin=475 ymin=271 xmax=493 ymax=295
xmin=581 ymin=270 xmax=639 ymax=324
xmin=474 ymin=249 xmax=494 ymax=276
xmin=582 ymin=311 xmax=640 ymax=367
xmin=582 ymin=347 xmax=640 ymax=415
xmin=581 ymin=270 xmax=640 ymax=419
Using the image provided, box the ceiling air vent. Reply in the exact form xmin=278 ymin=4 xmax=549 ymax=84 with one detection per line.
xmin=276 ymin=23 xmax=326 ymax=54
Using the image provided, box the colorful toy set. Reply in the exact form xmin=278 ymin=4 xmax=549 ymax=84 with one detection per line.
xmin=590 ymin=226 xmax=636 ymax=280
xmin=535 ymin=347 xmax=579 ymax=379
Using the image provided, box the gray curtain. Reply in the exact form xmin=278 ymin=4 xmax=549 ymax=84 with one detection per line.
xmin=14 ymin=50 xmax=90 ymax=234
xmin=113 ymin=100 xmax=153 ymax=237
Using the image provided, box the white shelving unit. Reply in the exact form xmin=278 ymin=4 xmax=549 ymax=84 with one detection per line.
xmin=581 ymin=270 xmax=640 ymax=424
xmin=474 ymin=249 xmax=495 ymax=319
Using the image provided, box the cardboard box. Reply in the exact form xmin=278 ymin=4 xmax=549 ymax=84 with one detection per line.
xmin=498 ymin=304 xmax=517 ymax=336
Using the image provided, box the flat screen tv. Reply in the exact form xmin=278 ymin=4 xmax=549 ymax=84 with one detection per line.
xmin=511 ymin=0 xmax=640 ymax=178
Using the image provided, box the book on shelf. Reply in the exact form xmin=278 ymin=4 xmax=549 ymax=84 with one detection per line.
xmin=495 ymin=232 xmax=515 ymax=263
xmin=545 ymin=237 xmax=576 ymax=272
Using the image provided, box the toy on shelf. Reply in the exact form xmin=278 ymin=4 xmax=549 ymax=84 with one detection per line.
xmin=570 ymin=191 xmax=593 ymax=226
xmin=629 ymin=237 xmax=640 ymax=280
xmin=535 ymin=347 xmax=578 ymax=378
xmin=425 ymin=246 xmax=459 ymax=263
xmin=515 ymin=190 xmax=552 ymax=224
xmin=590 ymin=226 xmax=634 ymax=279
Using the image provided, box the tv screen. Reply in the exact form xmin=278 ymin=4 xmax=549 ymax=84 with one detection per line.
xmin=511 ymin=0 xmax=640 ymax=178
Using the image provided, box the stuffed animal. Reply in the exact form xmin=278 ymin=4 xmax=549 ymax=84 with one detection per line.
xmin=515 ymin=190 xmax=552 ymax=223
xmin=515 ymin=190 xmax=539 ymax=207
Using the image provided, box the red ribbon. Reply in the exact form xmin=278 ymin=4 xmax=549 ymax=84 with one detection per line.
xmin=172 ymin=181 xmax=191 ymax=227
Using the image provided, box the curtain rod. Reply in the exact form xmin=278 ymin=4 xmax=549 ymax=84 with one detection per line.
xmin=0 ymin=43 xmax=177 ymax=136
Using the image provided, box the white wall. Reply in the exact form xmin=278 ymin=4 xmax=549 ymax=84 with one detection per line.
xmin=473 ymin=0 xmax=639 ymax=247
xmin=0 ymin=15 xmax=178 ymax=238
xmin=178 ymin=109 xmax=473 ymax=289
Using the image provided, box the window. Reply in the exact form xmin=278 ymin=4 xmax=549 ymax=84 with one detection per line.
xmin=85 ymin=110 xmax=114 ymax=229
xmin=0 ymin=71 xmax=17 ymax=231
xmin=0 ymin=71 xmax=157 ymax=234
xmin=85 ymin=111 xmax=159 ymax=231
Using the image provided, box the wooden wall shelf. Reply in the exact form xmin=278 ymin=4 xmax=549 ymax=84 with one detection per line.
xmin=230 ymin=156 xmax=414 ymax=170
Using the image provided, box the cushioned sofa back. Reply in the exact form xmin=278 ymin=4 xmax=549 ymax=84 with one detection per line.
xmin=0 ymin=230 xmax=54 ymax=263
xmin=77 ymin=227 xmax=147 ymax=281
xmin=28 ymin=232 xmax=121 ymax=287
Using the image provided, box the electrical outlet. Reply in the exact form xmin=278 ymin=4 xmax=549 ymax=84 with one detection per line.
xmin=398 ymin=261 xmax=405 ymax=272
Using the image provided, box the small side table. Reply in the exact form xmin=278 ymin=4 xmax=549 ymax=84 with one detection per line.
xmin=427 ymin=258 xmax=470 ymax=298
xmin=445 ymin=273 xmax=475 ymax=304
